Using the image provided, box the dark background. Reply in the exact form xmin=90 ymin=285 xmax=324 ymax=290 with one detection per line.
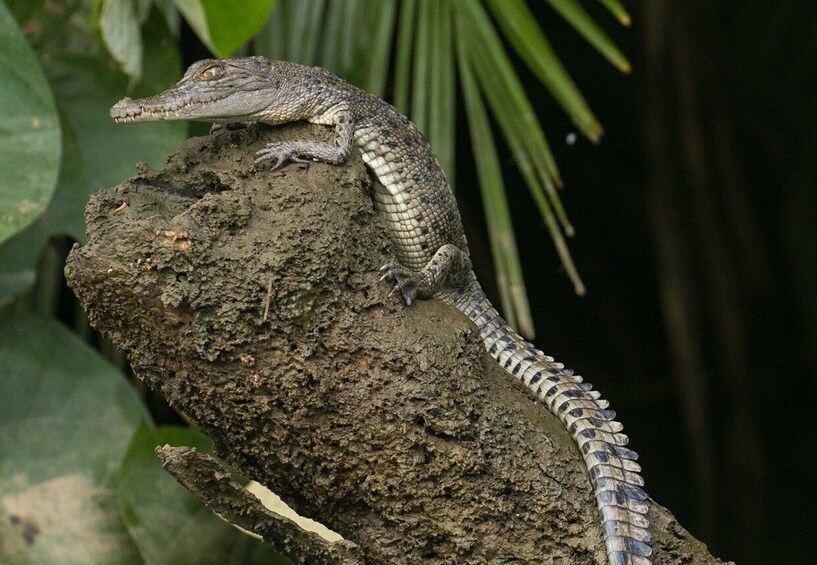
xmin=454 ymin=2 xmax=815 ymax=563
xmin=169 ymin=2 xmax=816 ymax=563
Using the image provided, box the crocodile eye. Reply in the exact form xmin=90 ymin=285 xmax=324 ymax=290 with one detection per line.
xmin=197 ymin=64 xmax=225 ymax=81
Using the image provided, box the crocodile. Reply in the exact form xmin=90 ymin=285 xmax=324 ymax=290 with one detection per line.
xmin=110 ymin=56 xmax=652 ymax=565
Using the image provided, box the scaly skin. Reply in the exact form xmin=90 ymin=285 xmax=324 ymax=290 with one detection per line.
xmin=111 ymin=57 xmax=653 ymax=565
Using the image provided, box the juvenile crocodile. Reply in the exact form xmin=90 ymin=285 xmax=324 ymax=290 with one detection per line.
xmin=111 ymin=57 xmax=652 ymax=565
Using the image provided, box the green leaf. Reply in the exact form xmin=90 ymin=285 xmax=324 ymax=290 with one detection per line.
xmin=360 ymin=0 xmax=397 ymax=96
xmin=139 ymin=6 xmax=186 ymax=97
xmin=484 ymin=0 xmax=602 ymax=141
xmin=426 ymin=0 xmax=455 ymax=184
xmin=258 ymin=0 xmax=396 ymax=94
xmin=46 ymin=109 xmax=91 ymax=241
xmin=458 ymin=0 xmax=585 ymax=294
xmin=0 ymin=311 xmax=151 ymax=478
xmin=0 ymin=222 xmax=46 ymax=308
xmin=456 ymin=32 xmax=534 ymax=336
xmin=254 ymin=0 xmax=288 ymax=60
xmin=152 ymin=0 xmax=180 ymax=35
xmin=0 ymin=311 xmax=149 ymax=564
xmin=0 ymin=1 xmax=60 ymax=246
xmin=201 ymin=0 xmax=276 ymax=57
xmin=319 ymin=0 xmax=350 ymax=77
xmin=457 ymin=1 xmax=561 ymax=182
xmin=172 ymin=0 xmax=215 ymax=52
xmin=117 ymin=426 xmax=285 ymax=565
xmin=288 ymin=0 xmax=326 ymax=65
xmin=544 ymin=0 xmax=631 ymax=72
xmin=597 ymin=0 xmax=631 ymax=26
xmin=0 ymin=267 xmax=37 ymax=308
xmin=336 ymin=0 xmax=360 ymax=72
xmin=410 ymin=0 xmax=430 ymax=134
xmin=0 ymin=116 xmax=87 ymax=309
xmin=100 ymin=0 xmax=143 ymax=78
xmin=174 ymin=0 xmax=276 ymax=57
xmin=393 ymin=0 xmax=417 ymax=114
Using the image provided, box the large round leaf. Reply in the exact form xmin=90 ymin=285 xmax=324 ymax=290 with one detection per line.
xmin=0 ymin=312 xmax=149 ymax=564
xmin=0 ymin=1 xmax=61 ymax=245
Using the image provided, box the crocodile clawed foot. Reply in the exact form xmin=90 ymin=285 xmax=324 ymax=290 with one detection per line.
xmin=254 ymin=144 xmax=308 ymax=171
xmin=379 ymin=262 xmax=419 ymax=305
xmin=254 ymin=148 xmax=291 ymax=170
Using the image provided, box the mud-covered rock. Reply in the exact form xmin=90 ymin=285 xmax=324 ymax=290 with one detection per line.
xmin=65 ymin=123 xmax=728 ymax=564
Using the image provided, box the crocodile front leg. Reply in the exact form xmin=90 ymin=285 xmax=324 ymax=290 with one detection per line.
xmin=255 ymin=106 xmax=354 ymax=169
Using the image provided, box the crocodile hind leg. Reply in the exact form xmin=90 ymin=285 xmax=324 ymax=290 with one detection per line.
xmin=380 ymin=244 xmax=472 ymax=305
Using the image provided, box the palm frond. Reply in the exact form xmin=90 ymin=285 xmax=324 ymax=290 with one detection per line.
xmin=456 ymin=27 xmax=532 ymax=334
xmin=596 ymin=0 xmax=632 ymax=26
xmin=543 ymin=0 xmax=631 ymax=72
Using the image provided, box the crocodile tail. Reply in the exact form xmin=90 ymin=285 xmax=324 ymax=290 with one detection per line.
xmin=444 ymin=284 xmax=653 ymax=565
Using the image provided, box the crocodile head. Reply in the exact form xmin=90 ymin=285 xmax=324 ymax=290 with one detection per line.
xmin=110 ymin=57 xmax=304 ymax=125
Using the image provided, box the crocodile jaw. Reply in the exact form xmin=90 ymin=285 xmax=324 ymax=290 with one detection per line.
xmin=110 ymin=91 xmax=235 ymax=124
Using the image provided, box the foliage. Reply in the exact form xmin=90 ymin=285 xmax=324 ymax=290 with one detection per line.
xmin=0 ymin=0 xmax=628 ymax=561
xmin=0 ymin=1 xmax=59 ymax=246
xmin=0 ymin=313 xmax=147 ymax=564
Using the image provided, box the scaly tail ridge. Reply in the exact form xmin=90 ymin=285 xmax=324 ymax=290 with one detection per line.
xmin=443 ymin=284 xmax=652 ymax=565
